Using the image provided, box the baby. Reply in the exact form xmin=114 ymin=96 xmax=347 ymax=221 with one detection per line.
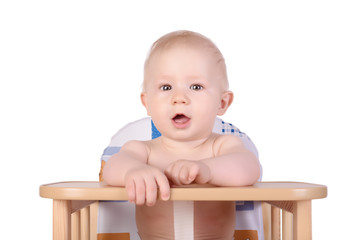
xmin=103 ymin=30 xmax=261 ymax=240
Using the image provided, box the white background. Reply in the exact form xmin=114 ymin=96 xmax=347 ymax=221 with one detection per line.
xmin=1 ymin=0 xmax=359 ymax=239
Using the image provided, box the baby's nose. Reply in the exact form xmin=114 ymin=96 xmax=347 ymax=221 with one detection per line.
xmin=172 ymin=91 xmax=190 ymax=104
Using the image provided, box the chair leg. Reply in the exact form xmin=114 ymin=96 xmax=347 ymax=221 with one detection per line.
xmin=90 ymin=201 xmax=99 ymax=240
xmin=293 ymin=200 xmax=312 ymax=240
xmin=271 ymin=206 xmax=281 ymax=240
xmin=262 ymin=202 xmax=271 ymax=240
xmin=282 ymin=210 xmax=293 ymax=240
xmin=72 ymin=211 xmax=81 ymax=240
xmin=80 ymin=206 xmax=90 ymax=240
xmin=53 ymin=200 xmax=71 ymax=240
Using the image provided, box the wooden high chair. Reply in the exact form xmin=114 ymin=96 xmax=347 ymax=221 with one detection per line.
xmin=40 ymin=118 xmax=327 ymax=239
xmin=40 ymin=181 xmax=327 ymax=240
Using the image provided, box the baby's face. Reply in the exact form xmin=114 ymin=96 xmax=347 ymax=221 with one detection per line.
xmin=141 ymin=45 xmax=231 ymax=141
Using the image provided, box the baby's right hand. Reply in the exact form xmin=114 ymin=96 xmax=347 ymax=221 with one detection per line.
xmin=124 ymin=165 xmax=170 ymax=206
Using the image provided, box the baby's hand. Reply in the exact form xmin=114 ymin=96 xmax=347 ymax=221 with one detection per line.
xmin=165 ymin=160 xmax=211 ymax=186
xmin=124 ymin=165 xmax=170 ymax=206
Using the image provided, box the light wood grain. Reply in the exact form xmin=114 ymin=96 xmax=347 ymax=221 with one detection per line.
xmin=41 ymin=181 xmax=327 ymax=240
xmin=40 ymin=181 xmax=327 ymax=201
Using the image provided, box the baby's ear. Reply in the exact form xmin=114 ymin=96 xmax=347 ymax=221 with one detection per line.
xmin=217 ymin=91 xmax=233 ymax=116
xmin=140 ymin=92 xmax=150 ymax=116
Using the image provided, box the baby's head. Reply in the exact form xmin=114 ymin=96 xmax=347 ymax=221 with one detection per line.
xmin=140 ymin=30 xmax=234 ymax=141
xmin=143 ymin=30 xmax=229 ymax=92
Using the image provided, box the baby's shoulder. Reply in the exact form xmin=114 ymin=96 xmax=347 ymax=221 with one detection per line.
xmin=212 ymin=133 xmax=243 ymax=144
xmin=212 ymin=133 xmax=244 ymax=154
xmin=122 ymin=140 xmax=150 ymax=155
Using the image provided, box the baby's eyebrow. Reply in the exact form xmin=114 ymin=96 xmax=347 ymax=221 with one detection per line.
xmin=185 ymin=75 xmax=205 ymax=81
xmin=157 ymin=75 xmax=174 ymax=81
xmin=154 ymin=75 xmax=206 ymax=83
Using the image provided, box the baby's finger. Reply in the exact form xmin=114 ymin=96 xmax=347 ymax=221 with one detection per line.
xmin=164 ymin=164 xmax=174 ymax=179
xmin=179 ymin=166 xmax=191 ymax=184
xmin=134 ymin=178 xmax=146 ymax=205
xmin=166 ymin=163 xmax=182 ymax=186
xmin=156 ymin=173 xmax=170 ymax=201
xmin=189 ymin=164 xmax=200 ymax=182
xmin=125 ymin=180 xmax=136 ymax=203
xmin=145 ymin=177 xmax=158 ymax=206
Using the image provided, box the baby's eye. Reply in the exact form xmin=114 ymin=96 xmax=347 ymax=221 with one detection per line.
xmin=190 ymin=84 xmax=203 ymax=91
xmin=160 ymin=85 xmax=172 ymax=91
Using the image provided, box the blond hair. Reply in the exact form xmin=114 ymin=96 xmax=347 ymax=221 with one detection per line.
xmin=143 ymin=30 xmax=228 ymax=91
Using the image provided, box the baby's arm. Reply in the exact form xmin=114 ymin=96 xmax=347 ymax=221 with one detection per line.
xmin=165 ymin=135 xmax=260 ymax=187
xmin=103 ymin=140 xmax=170 ymax=206
xmin=204 ymin=135 xmax=260 ymax=186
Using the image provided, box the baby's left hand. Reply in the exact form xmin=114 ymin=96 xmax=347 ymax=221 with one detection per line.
xmin=165 ymin=160 xmax=211 ymax=186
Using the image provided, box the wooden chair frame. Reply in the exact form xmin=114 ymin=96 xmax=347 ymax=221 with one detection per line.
xmin=40 ymin=181 xmax=327 ymax=240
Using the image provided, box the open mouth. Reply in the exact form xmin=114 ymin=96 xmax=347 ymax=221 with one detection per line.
xmin=172 ymin=114 xmax=191 ymax=128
